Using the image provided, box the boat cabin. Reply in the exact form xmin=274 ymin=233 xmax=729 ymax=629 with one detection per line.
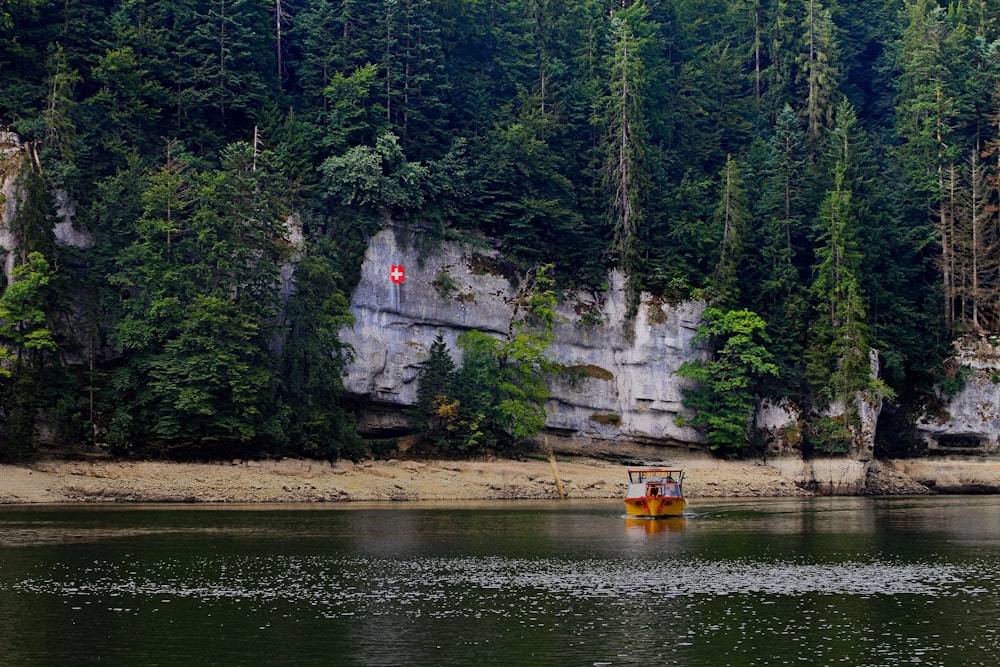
xmin=626 ymin=468 xmax=684 ymax=499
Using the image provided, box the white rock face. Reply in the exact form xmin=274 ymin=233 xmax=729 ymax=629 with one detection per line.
xmin=916 ymin=335 xmax=1000 ymax=453
xmin=755 ymin=398 xmax=803 ymax=456
xmin=340 ymin=228 xmax=708 ymax=446
xmin=52 ymin=190 xmax=93 ymax=249
xmin=1 ymin=133 xmax=93 ymax=286
xmin=1 ymin=132 xmax=24 ymax=282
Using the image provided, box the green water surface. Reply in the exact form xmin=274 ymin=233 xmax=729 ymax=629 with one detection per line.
xmin=1 ymin=496 xmax=999 ymax=666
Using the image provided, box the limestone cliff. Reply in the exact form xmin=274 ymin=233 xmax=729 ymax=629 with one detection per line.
xmin=338 ymin=229 xmax=1000 ymax=494
xmin=339 ymin=228 xmax=708 ymax=453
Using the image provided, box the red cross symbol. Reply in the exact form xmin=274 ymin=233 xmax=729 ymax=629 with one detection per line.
xmin=390 ymin=265 xmax=405 ymax=284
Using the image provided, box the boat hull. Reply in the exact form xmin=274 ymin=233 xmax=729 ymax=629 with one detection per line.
xmin=624 ymin=496 xmax=686 ymax=517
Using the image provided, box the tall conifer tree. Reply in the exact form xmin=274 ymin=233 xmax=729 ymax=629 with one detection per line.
xmin=599 ymin=2 xmax=653 ymax=275
xmin=709 ymin=155 xmax=750 ymax=310
xmin=751 ymin=104 xmax=811 ymax=393
xmin=801 ymin=0 xmax=841 ymax=140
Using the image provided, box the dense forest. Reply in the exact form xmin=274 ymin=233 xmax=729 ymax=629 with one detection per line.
xmin=1 ymin=0 xmax=998 ymax=459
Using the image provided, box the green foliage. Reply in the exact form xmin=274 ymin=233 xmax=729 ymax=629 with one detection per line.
xmin=578 ymin=308 xmax=604 ymax=328
xmin=0 ymin=152 xmax=62 ymax=457
xmin=320 ymin=132 xmax=428 ymax=215
xmin=411 ymin=265 xmax=557 ymax=453
xmin=806 ymin=100 xmax=901 ymax=431
xmin=561 ymin=364 xmax=614 ymax=382
xmin=322 ymin=65 xmax=383 ymax=153
xmin=805 ymin=415 xmax=853 ymax=455
xmin=460 ymin=263 xmax=557 ymax=444
xmin=745 ymin=105 xmax=813 ymax=395
xmin=938 ymin=364 xmax=973 ymax=399
xmin=1 ymin=0 xmax=993 ymax=456
xmin=806 ymin=133 xmax=867 ymax=401
xmin=0 ymin=252 xmax=57 ymax=364
xmin=599 ymin=2 xmax=656 ymax=274
xmin=431 ymin=270 xmax=462 ymax=299
xmin=0 ymin=251 xmax=59 ymax=458
xmin=708 ymin=155 xmax=750 ymax=309
xmin=43 ymin=43 xmax=81 ymax=164
xmin=477 ymin=109 xmax=592 ymax=279
xmin=409 ymin=334 xmax=460 ymax=449
xmin=277 ymin=242 xmax=361 ymax=459
xmin=676 ymin=308 xmax=778 ymax=453
xmin=106 ymin=141 xmax=288 ymax=453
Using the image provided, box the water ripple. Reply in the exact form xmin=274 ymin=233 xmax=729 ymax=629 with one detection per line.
xmin=10 ymin=554 xmax=987 ymax=615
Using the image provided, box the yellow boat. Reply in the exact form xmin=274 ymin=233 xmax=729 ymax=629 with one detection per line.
xmin=624 ymin=468 xmax=686 ymax=517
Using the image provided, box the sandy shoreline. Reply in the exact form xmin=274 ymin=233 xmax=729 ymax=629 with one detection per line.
xmin=0 ymin=454 xmax=808 ymax=504
xmin=4 ymin=454 xmax=1000 ymax=504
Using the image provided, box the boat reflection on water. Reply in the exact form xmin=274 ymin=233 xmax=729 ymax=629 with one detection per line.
xmin=624 ymin=516 xmax=687 ymax=534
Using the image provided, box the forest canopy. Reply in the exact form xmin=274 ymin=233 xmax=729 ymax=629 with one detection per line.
xmin=1 ymin=0 xmax=998 ymax=458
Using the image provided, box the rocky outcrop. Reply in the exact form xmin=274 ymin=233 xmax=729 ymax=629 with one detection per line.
xmin=339 ymin=228 xmax=708 ymax=451
xmin=755 ymin=349 xmax=885 ymax=463
xmin=882 ymin=457 xmax=1000 ymax=494
xmin=766 ymin=456 xmax=933 ymax=495
xmin=5 ymin=128 xmax=1000 ymax=487
xmin=757 ymin=336 xmax=1000 ymax=493
xmin=768 ymin=457 xmax=871 ymax=495
xmin=52 ymin=190 xmax=93 ymax=249
xmin=915 ymin=335 xmax=1000 ymax=455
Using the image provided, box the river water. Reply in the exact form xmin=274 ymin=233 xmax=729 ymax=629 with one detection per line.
xmin=2 ymin=496 xmax=1000 ymax=666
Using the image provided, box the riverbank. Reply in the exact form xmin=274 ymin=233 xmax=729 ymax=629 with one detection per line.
xmin=2 ymin=454 xmax=1000 ymax=503
xmin=0 ymin=454 xmax=802 ymax=503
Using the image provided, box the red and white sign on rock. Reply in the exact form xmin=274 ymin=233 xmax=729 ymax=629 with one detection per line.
xmin=390 ymin=265 xmax=405 ymax=284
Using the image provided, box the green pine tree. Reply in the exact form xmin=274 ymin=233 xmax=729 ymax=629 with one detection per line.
xmin=409 ymin=333 xmax=461 ymax=449
xmin=599 ymin=3 xmax=654 ymax=275
xmin=107 ymin=141 xmax=286 ymax=452
xmin=749 ymin=104 xmax=812 ymax=394
xmin=800 ymin=0 xmax=841 ymax=140
xmin=677 ymin=307 xmax=778 ymax=453
xmin=0 ymin=251 xmax=59 ymax=457
xmin=455 ymin=264 xmax=557 ymax=449
xmin=278 ymin=243 xmax=360 ymax=458
xmin=708 ymin=155 xmax=750 ymax=310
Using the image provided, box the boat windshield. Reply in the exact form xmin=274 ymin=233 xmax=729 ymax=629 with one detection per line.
xmin=646 ymin=481 xmax=682 ymax=497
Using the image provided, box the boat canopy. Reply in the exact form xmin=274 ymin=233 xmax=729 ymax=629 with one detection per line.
xmin=627 ymin=468 xmax=684 ymax=484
